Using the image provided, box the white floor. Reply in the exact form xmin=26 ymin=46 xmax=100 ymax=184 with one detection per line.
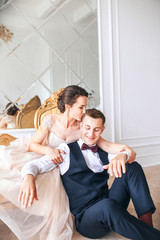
xmin=0 ymin=164 xmax=160 ymax=240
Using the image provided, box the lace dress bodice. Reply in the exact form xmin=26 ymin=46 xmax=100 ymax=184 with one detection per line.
xmin=41 ymin=114 xmax=81 ymax=147
xmin=0 ymin=114 xmax=16 ymax=129
xmin=48 ymin=132 xmax=66 ymax=148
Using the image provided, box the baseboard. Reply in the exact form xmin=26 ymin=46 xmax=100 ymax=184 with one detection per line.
xmin=136 ymin=154 xmax=160 ymax=168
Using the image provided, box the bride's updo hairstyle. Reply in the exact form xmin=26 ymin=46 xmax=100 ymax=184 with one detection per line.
xmin=57 ymin=85 xmax=88 ymax=113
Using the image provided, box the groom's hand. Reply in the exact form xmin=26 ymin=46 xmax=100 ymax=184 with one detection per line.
xmin=103 ymin=153 xmax=127 ymax=178
xmin=18 ymin=174 xmax=38 ymax=208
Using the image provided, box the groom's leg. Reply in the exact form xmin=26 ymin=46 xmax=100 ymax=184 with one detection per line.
xmin=109 ymin=161 xmax=155 ymax=219
xmin=76 ymin=198 xmax=160 ymax=240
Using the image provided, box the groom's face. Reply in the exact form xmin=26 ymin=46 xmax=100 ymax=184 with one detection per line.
xmin=81 ymin=115 xmax=105 ymax=146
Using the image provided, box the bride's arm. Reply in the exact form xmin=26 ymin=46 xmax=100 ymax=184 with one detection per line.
xmin=0 ymin=116 xmax=7 ymax=129
xmin=28 ymin=115 xmax=65 ymax=163
xmin=28 ymin=127 xmax=50 ymax=154
xmin=97 ymin=137 xmax=136 ymax=163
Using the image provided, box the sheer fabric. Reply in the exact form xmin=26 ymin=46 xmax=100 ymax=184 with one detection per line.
xmin=0 ymin=115 xmax=16 ymax=129
xmin=0 ymin=115 xmax=86 ymax=240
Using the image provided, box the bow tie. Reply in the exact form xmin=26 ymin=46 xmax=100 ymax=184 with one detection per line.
xmin=81 ymin=143 xmax=98 ymax=153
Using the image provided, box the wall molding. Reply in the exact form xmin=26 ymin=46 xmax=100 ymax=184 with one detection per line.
xmin=99 ymin=0 xmax=160 ymax=167
xmin=136 ymin=154 xmax=160 ymax=168
xmin=97 ymin=0 xmax=116 ymax=142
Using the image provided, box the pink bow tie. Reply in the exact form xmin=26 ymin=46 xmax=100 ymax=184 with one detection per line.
xmin=81 ymin=143 xmax=98 ymax=153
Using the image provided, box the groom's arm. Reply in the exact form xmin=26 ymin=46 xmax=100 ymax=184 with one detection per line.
xmin=97 ymin=137 xmax=136 ymax=163
xmin=21 ymin=155 xmax=57 ymax=178
xmin=18 ymin=155 xmax=57 ymax=209
xmin=18 ymin=143 xmax=70 ymax=208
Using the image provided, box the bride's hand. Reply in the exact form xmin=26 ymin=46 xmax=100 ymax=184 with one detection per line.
xmin=18 ymin=175 xmax=38 ymax=208
xmin=46 ymin=147 xmax=66 ymax=164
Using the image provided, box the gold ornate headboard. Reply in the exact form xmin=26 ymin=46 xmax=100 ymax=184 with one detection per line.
xmin=0 ymin=134 xmax=17 ymax=146
xmin=34 ymin=88 xmax=64 ymax=130
xmin=16 ymin=95 xmax=41 ymax=129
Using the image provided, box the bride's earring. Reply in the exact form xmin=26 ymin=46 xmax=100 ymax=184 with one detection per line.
xmin=64 ymin=105 xmax=70 ymax=127
xmin=66 ymin=108 xmax=69 ymax=117
xmin=66 ymin=107 xmax=71 ymax=120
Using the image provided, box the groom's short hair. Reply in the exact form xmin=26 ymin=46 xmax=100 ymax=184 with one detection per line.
xmin=82 ymin=108 xmax=106 ymax=125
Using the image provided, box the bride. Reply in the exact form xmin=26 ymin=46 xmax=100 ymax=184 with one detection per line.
xmin=0 ymin=102 xmax=19 ymax=129
xmin=0 ymin=85 xmax=135 ymax=240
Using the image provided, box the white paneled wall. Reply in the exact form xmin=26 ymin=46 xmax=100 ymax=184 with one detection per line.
xmin=98 ymin=0 xmax=160 ymax=167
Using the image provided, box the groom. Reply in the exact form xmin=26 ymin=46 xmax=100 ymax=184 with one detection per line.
xmin=19 ymin=109 xmax=160 ymax=240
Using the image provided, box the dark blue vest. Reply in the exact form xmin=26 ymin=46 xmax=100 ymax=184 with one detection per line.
xmin=61 ymin=142 xmax=109 ymax=216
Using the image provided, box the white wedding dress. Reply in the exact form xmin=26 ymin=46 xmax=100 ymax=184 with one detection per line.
xmin=0 ymin=115 xmax=88 ymax=240
xmin=0 ymin=114 xmax=16 ymax=129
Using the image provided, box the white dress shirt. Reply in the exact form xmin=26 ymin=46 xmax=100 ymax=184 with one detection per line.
xmin=21 ymin=139 xmax=130 ymax=178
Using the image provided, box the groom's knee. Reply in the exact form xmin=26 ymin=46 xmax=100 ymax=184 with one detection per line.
xmin=125 ymin=161 xmax=145 ymax=181
xmin=126 ymin=161 xmax=143 ymax=173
